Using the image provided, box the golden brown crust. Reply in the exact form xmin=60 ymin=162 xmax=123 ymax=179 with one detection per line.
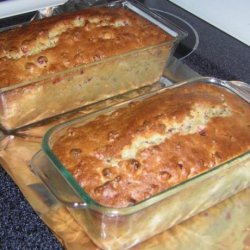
xmin=53 ymin=84 xmax=250 ymax=207
xmin=0 ymin=7 xmax=172 ymax=87
xmin=52 ymin=83 xmax=250 ymax=208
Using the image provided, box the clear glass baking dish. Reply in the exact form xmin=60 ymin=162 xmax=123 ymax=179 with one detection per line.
xmin=0 ymin=0 xmax=186 ymax=132
xmin=30 ymin=77 xmax=250 ymax=250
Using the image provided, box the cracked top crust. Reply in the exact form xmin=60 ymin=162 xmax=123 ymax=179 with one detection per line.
xmin=0 ymin=7 xmax=173 ymax=87
xmin=52 ymin=83 xmax=250 ymax=208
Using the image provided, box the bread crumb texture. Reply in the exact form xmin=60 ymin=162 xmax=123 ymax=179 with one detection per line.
xmin=52 ymin=83 xmax=250 ymax=208
xmin=0 ymin=7 xmax=172 ymax=87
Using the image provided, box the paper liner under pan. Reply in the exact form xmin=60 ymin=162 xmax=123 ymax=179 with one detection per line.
xmin=30 ymin=76 xmax=250 ymax=249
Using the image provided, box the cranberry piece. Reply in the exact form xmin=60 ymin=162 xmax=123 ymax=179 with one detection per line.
xmin=37 ymin=56 xmax=48 ymax=65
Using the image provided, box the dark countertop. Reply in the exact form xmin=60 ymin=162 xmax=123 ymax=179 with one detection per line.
xmin=0 ymin=1 xmax=249 ymax=249
xmin=146 ymin=0 xmax=250 ymax=83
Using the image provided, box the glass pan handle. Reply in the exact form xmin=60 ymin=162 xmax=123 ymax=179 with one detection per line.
xmin=30 ymin=150 xmax=88 ymax=209
xmin=222 ymin=80 xmax=250 ymax=103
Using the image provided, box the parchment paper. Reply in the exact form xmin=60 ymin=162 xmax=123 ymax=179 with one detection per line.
xmin=1 ymin=0 xmax=249 ymax=248
xmin=0 ymin=107 xmax=249 ymax=250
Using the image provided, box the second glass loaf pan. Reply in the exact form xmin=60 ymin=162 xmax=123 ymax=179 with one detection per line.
xmin=31 ymin=77 xmax=250 ymax=250
xmin=0 ymin=0 xmax=184 ymax=131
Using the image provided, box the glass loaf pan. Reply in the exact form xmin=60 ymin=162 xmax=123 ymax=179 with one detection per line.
xmin=0 ymin=0 xmax=185 ymax=132
xmin=30 ymin=77 xmax=250 ymax=250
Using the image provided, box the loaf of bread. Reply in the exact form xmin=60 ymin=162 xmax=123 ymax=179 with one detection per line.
xmin=0 ymin=6 xmax=175 ymax=130
xmin=52 ymin=83 xmax=250 ymax=208
xmin=0 ymin=7 xmax=172 ymax=87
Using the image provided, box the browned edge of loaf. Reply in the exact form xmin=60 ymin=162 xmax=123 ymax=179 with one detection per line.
xmin=0 ymin=7 xmax=173 ymax=87
xmin=52 ymin=82 xmax=250 ymax=208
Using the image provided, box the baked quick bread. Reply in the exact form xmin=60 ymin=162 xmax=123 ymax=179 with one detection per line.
xmin=0 ymin=7 xmax=172 ymax=87
xmin=0 ymin=6 xmax=176 ymax=130
xmin=52 ymin=83 xmax=250 ymax=208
